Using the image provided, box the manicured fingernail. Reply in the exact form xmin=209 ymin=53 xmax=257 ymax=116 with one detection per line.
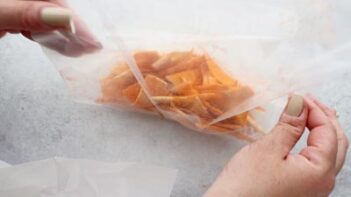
xmin=286 ymin=95 xmax=304 ymax=117
xmin=41 ymin=7 xmax=75 ymax=32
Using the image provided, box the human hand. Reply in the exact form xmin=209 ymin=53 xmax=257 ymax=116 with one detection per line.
xmin=0 ymin=0 xmax=101 ymax=56
xmin=204 ymin=95 xmax=349 ymax=197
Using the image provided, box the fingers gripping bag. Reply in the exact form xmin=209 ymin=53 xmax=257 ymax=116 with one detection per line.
xmin=35 ymin=0 xmax=351 ymax=141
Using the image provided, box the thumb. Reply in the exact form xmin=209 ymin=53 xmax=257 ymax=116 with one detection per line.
xmin=268 ymin=95 xmax=308 ymax=157
xmin=0 ymin=1 xmax=72 ymax=32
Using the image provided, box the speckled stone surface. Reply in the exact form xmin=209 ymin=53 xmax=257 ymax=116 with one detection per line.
xmin=1 ymin=34 xmax=350 ymax=197
xmin=0 ymin=3 xmax=351 ymax=197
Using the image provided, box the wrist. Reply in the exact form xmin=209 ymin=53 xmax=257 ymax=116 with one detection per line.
xmin=203 ymin=175 xmax=250 ymax=197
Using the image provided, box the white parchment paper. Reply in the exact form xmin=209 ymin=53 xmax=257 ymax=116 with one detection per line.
xmin=0 ymin=158 xmax=177 ymax=197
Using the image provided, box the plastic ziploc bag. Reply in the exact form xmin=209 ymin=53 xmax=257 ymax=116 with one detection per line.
xmin=35 ymin=0 xmax=351 ymax=141
xmin=0 ymin=158 xmax=177 ymax=197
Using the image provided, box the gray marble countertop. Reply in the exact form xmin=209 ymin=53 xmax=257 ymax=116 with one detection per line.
xmin=1 ymin=1 xmax=351 ymax=196
xmin=1 ymin=35 xmax=350 ymax=197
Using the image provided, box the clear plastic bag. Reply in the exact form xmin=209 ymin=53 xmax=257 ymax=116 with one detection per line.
xmin=36 ymin=0 xmax=351 ymax=141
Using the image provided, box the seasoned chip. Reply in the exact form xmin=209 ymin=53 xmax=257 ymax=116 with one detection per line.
xmin=152 ymin=55 xmax=170 ymax=70
xmin=123 ymin=83 xmax=141 ymax=104
xmin=223 ymin=112 xmax=248 ymax=125
xmin=110 ymin=63 xmax=129 ymax=76
xmin=153 ymin=93 xmax=215 ymax=107
xmin=197 ymin=84 xmax=228 ymax=93
xmin=212 ymin=122 xmax=242 ymax=131
xmin=204 ymin=86 xmax=253 ymax=111
xmin=188 ymin=96 xmax=210 ymax=118
xmin=134 ymin=90 xmax=153 ymax=108
xmin=100 ymin=70 xmax=136 ymax=103
xmin=206 ymin=55 xmax=237 ymax=86
xmin=153 ymin=96 xmax=193 ymax=107
xmin=165 ymin=69 xmax=202 ymax=85
xmin=170 ymin=83 xmax=197 ymax=95
xmin=247 ymin=115 xmax=264 ymax=134
xmin=134 ymin=51 xmax=160 ymax=71
xmin=152 ymin=51 xmax=190 ymax=70
xmin=111 ymin=70 xmax=136 ymax=89
xmin=203 ymin=91 xmax=232 ymax=111
xmin=203 ymin=101 xmax=223 ymax=117
xmin=144 ymin=74 xmax=170 ymax=96
xmin=159 ymin=55 xmax=204 ymax=76
xmin=168 ymin=51 xmax=192 ymax=62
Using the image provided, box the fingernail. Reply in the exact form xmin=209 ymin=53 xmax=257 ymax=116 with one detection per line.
xmin=286 ymin=95 xmax=304 ymax=117
xmin=41 ymin=7 xmax=75 ymax=32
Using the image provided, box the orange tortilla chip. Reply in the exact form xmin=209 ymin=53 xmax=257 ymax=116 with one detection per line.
xmin=144 ymin=74 xmax=170 ymax=96
xmin=100 ymin=70 xmax=136 ymax=103
xmin=223 ymin=112 xmax=248 ymax=125
xmin=110 ymin=63 xmax=129 ymax=76
xmin=123 ymin=83 xmax=141 ymax=104
xmin=134 ymin=51 xmax=160 ymax=71
xmin=134 ymin=90 xmax=154 ymax=108
xmin=152 ymin=51 xmax=190 ymax=70
xmin=184 ymin=55 xmax=205 ymax=68
xmin=206 ymin=55 xmax=237 ymax=86
xmin=226 ymin=86 xmax=254 ymax=107
xmin=170 ymin=83 xmax=197 ymax=95
xmin=168 ymin=51 xmax=192 ymax=62
xmin=196 ymin=84 xmax=228 ymax=93
xmin=153 ymin=96 xmax=193 ymax=108
xmin=212 ymin=122 xmax=242 ymax=130
xmin=203 ymin=91 xmax=231 ymax=111
xmin=153 ymin=93 xmax=215 ymax=108
xmin=204 ymin=87 xmax=253 ymax=111
xmin=166 ymin=71 xmax=188 ymax=85
xmin=188 ymin=96 xmax=210 ymax=118
xmin=247 ymin=115 xmax=265 ymax=134
xmin=203 ymin=75 xmax=218 ymax=85
xmin=152 ymin=55 xmax=171 ymax=70
xmin=165 ymin=69 xmax=202 ymax=85
xmin=205 ymin=125 xmax=231 ymax=133
xmin=112 ymin=70 xmax=136 ymax=88
xmin=163 ymin=105 xmax=198 ymax=129
xmin=159 ymin=54 xmax=203 ymax=76
xmin=203 ymin=101 xmax=223 ymax=117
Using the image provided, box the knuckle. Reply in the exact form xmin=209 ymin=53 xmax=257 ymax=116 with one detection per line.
xmin=336 ymin=132 xmax=349 ymax=150
xmin=277 ymin=122 xmax=302 ymax=137
xmin=19 ymin=3 xmax=41 ymax=30
xmin=328 ymin=108 xmax=337 ymax=117
xmin=19 ymin=4 xmax=31 ymax=28
xmin=280 ymin=114 xmax=305 ymax=128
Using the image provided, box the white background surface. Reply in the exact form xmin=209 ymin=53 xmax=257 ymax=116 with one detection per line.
xmin=0 ymin=0 xmax=350 ymax=196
